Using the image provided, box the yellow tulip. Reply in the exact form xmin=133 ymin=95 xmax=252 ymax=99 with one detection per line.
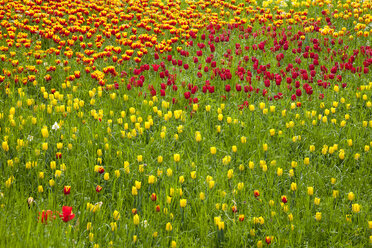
xmin=133 ymin=214 xmax=139 ymax=225
xmin=180 ymin=199 xmax=187 ymax=208
xmin=113 ymin=210 xmax=120 ymax=220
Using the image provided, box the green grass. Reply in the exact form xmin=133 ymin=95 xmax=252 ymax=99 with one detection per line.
xmin=0 ymin=0 xmax=372 ymax=247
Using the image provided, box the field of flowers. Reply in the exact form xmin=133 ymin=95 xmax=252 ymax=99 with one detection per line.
xmin=0 ymin=0 xmax=371 ymax=246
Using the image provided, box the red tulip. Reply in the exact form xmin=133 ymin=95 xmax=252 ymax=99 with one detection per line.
xmin=152 ymin=64 xmax=160 ymax=72
xmin=281 ymin=195 xmax=288 ymax=203
xmin=296 ymin=89 xmax=302 ymax=97
xmin=56 ymin=152 xmax=62 ymax=159
xmin=184 ymin=91 xmax=191 ymax=99
xmin=208 ymin=86 xmax=215 ymax=93
xmin=232 ymin=206 xmax=237 ymax=213
xmin=265 ymin=236 xmax=272 ymax=244
xmin=60 ymin=206 xmax=75 ymax=222
xmin=63 ymin=186 xmax=71 ymax=195
xmin=262 ymin=89 xmax=268 ymax=97
xmin=151 ymin=193 xmax=157 ymax=201
xmin=202 ymin=85 xmax=207 ymax=93
xmin=96 ymin=185 xmax=102 ymax=193
xmin=210 ymin=43 xmax=215 ymax=52
xmin=191 ymin=86 xmax=198 ymax=94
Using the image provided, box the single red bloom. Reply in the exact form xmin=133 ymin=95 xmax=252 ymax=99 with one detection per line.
xmin=184 ymin=91 xmax=191 ymax=99
xmin=96 ymin=185 xmax=102 ymax=193
xmin=155 ymin=205 xmax=161 ymax=212
xmin=63 ymin=186 xmax=71 ymax=195
xmin=266 ymin=236 xmax=272 ymax=244
xmin=98 ymin=166 xmax=105 ymax=174
xmin=232 ymin=206 xmax=238 ymax=213
xmin=254 ymin=190 xmax=260 ymax=198
xmin=60 ymin=206 xmax=75 ymax=222
xmin=151 ymin=193 xmax=157 ymax=202
xmin=281 ymin=196 xmax=288 ymax=204
xmin=225 ymin=84 xmax=231 ymax=92
xmin=56 ymin=152 xmax=62 ymax=159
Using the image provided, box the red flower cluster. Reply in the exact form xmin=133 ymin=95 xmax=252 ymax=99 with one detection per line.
xmin=39 ymin=210 xmax=56 ymax=224
xmin=38 ymin=206 xmax=75 ymax=223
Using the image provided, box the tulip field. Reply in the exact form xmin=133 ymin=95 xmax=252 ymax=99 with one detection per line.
xmin=1 ymin=0 xmax=372 ymax=246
